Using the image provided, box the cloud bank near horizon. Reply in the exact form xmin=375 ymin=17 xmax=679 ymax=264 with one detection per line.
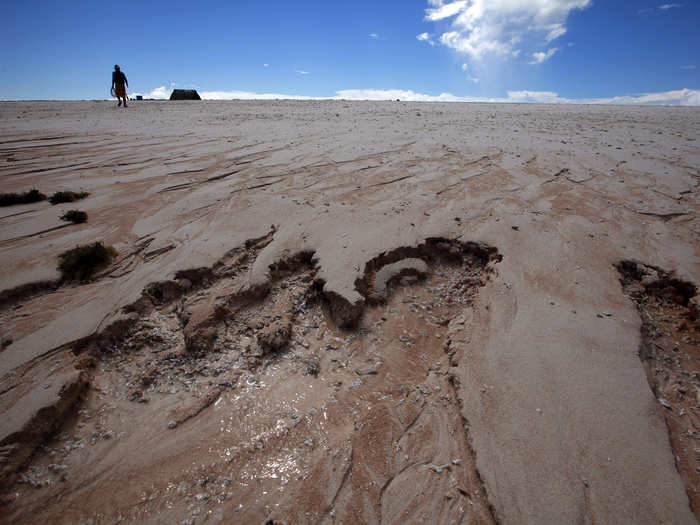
xmin=132 ymin=86 xmax=700 ymax=106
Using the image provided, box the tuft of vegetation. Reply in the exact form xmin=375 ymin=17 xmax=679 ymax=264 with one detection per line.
xmin=57 ymin=242 xmax=117 ymax=282
xmin=59 ymin=210 xmax=88 ymax=224
xmin=49 ymin=191 xmax=90 ymax=205
xmin=0 ymin=188 xmax=47 ymax=207
xmin=304 ymin=358 xmax=320 ymax=377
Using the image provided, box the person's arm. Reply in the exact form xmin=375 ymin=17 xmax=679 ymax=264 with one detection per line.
xmin=125 ymin=75 xmax=128 ymax=88
xmin=111 ymin=72 xmax=116 ymax=88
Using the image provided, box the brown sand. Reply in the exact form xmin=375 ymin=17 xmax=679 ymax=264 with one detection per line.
xmin=0 ymin=100 xmax=698 ymax=523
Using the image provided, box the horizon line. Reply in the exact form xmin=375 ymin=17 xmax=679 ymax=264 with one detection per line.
xmin=4 ymin=86 xmax=699 ymax=107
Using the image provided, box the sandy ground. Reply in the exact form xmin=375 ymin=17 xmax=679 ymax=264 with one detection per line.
xmin=0 ymin=100 xmax=698 ymax=524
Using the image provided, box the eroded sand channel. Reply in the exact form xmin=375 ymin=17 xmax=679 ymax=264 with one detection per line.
xmin=4 ymin=238 xmax=501 ymax=523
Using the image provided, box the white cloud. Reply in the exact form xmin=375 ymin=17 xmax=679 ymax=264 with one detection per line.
xmin=417 ymin=32 xmax=435 ymax=45
xmin=296 ymin=70 xmax=310 ymax=75
xmin=335 ymin=88 xmax=700 ymax=106
xmin=439 ymin=29 xmax=511 ymax=58
xmin=590 ymin=88 xmax=700 ymax=106
xmin=681 ymin=65 xmax=696 ymax=70
xmin=200 ymin=90 xmax=321 ymax=100
xmin=370 ymin=32 xmax=379 ymax=39
xmin=640 ymin=4 xmax=684 ymax=13
xmin=263 ymin=63 xmax=269 ymax=67
xmin=529 ymin=47 xmax=559 ymax=65
xmin=503 ymin=90 xmax=558 ymax=103
xmin=169 ymin=87 xmax=700 ymax=106
xmin=426 ymin=0 xmax=468 ymax=20
xmin=545 ymin=24 xmax=567 ymax=41
xmin=423 ymin=0 xmax=590 ymax=60
xmin=461 ymin=63 xmax=468 ymax=71
xmin=336 ymin=89 xmax=466 ymax=101
xmin=131 ymin=86 xmax=170 ymax=99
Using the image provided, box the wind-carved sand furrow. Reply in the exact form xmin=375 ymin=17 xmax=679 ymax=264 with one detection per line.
xmin=166 ymin=168 xmax=207 ymax=176
xmin=157 ymin=169 xmax=244 ymax=193
xmin=634 ymin=210 xmax=694 ymax=221
xmin=1 ymin=161 xmax=94 ymax=177
xmin=230 ymin=180 xmax=282 ymax=194
xmin=0 ymin=135 xmax=79 ymax=146
xmin=363 ymin=174 xmax=415 ymax=189
xmin=0 ymin=140 xmax=103 ymax=151
xmin=0 ymin=209 xmax=40 ymax=221
xmin=0 ymin=223 xmax=74 ymax=245
xmin=157 ymin=182 xmax=195 ymax=193
xmin=436 ymin=170 xmax=490 ymax=195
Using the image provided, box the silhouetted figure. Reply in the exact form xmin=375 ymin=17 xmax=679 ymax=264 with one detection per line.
xmin=112 ymin=65 xmax=128 ymax=108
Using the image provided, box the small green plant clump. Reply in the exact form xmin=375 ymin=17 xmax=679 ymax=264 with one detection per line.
xmin=59 ymin=210 xmax=88 ymax=224
xmin=0 ymin=188 xmax=47 ymax=207
xmin=57 ymin=242 xmax=117 ymax=282
xmin=49 ymin=191 xmax=90 ymax=205
xmin=304 ymin=358 xmax=320 ymax=377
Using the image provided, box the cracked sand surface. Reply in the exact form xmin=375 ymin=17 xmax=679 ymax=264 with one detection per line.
xmin=0 ymin=100 xmax=698 ymax=523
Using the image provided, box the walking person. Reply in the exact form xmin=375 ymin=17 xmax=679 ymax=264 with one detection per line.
xmin=112 ymin=65 xmax=128 ymax=107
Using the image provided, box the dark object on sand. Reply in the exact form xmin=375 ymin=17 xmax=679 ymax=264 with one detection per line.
xmin=49 ymin=191 xmax=90 ymax=205
xmin=170 ymin=89 xmax=201 ymax=101
xmin=0 ymin=189 xmax=47 ymax=207
xmin=60 ymin=210 xmax=88 ymax=224
xmin=57 ymin=242 xmax=117 ymax=282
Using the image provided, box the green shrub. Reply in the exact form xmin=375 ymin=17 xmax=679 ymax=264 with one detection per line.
xmin=0 ymin=189 xmax=47 ymax=207
xmin=49 ymin=191 xmax=90 ymax=205
xmin=59 ymin=210 xmax=88 ymax=224
xmin=304 ymin=358 xmax=320 ymax=377
xmin=57 ymin=242 xmax=117 ymax=282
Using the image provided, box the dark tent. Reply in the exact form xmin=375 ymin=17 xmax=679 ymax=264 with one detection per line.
xmin=170 ymin=89 xmax=201 ymax=101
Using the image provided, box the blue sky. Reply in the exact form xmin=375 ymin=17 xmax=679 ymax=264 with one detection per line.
xmin=1 ymin=0 xmax=698 ymax=104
